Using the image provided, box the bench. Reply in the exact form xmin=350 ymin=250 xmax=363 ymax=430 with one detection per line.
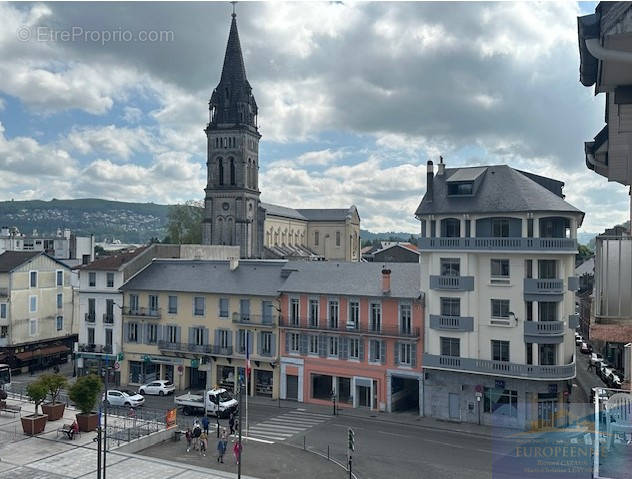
xmin=0 ymin=402 xmax=22 ymax=417
xmin=57 ymin=423 xmax=80 ymax=440
xmin=606 ymin=393 xmax=632 ymax=450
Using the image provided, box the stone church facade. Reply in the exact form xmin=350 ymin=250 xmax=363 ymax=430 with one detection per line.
xmin=202 ymin=12 xmax=360 ymax=261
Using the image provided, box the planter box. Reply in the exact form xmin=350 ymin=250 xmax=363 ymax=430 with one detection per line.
xmin=76 ymin=413 xmax=98 ymax=432
xmin=21 ymin=414 xmax=48 ymax=436
xmin=42 ymin=402 xmax=66 ymax=422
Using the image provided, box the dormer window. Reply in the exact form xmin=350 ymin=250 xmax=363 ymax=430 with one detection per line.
xmin=447 ymin=182 xmax=473 ymax=196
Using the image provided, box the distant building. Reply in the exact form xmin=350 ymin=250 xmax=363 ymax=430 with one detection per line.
xmin=201 ymin=12 xmax=360 ymax=260
xmin=0 ymin=251 xmax=75 ymax=372
xmin=371 ymin=242 xmax=420 ymax=263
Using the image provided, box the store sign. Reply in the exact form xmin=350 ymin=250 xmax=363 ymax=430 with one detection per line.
xmin=495 ymin=380 xmax=505 ymax=389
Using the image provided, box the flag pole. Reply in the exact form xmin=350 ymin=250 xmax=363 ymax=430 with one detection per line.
xmin=245 ymin=332 xmax=249 ymax=439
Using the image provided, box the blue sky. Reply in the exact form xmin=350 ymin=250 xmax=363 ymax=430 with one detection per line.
xmin=0 ymin=1 xmax=627 ymax=234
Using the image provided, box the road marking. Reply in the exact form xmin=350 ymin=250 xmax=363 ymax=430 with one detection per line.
xmin=267 ymin=418 xmax=323 ymax=426
xmin=243 ymin=436 xmax=274 ymax=444
xmin=251 ymin=423 xmax=307 ymax=432
xmin=284 ymin=411 xmax=332 ymax=419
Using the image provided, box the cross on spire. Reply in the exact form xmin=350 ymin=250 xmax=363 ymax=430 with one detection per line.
xmin=231 ymin=1 xmax=237 ymax=18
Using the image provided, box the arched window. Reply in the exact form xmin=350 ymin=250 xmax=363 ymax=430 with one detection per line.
xmin=215 ymin=138 xmax=218 ymax=148
xmin=246 ymin=160 xmax=251 ymax=188
xmin=230 ymin=158 xmax=236 ymax=185
xmin=218 ymin=158 xmax=224 ymax=186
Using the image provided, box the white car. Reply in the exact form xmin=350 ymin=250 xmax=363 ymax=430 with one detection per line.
xmin=590 ymin=352 xmax=604 ymax=366
xmin=138 ymin=380 xmax=175 ymax=396
xmin=102 ymin=389 xmax=145 ymax=407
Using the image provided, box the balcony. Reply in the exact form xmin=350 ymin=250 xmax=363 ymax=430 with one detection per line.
xmin=419 ymin=237 xmax=577 ymax=252
xmin=78 ymin=343 xmax=113 ymax=354
xmin=523 ymin=278 xmax=564 ymax=302
xmin=568 ymin=314 xmax=579 ymax=330
xmin=423 ymin=353 xmax=575 ymax=380
xmin=523 ymin=321 xmax=565 ymax=344
xmin=0 ymin=287 xmax=8 ymax=298
xmin=157 ymin=341 xmax=233 ymax=357
xmin=430 ymin=275 xmax=475 ymax=292
xmin=85 ymin=313 xmax=95 ymax=323
xmin=232 ymin=312 xmax=276 ymax=327
xmin=278 ymin=316 xmax=420 ymax=338
xmin=122 ymin=307 xmax=161 ymax=319
xmin=429 ymin=314 xmax=474 ymax=332
xmin=103 ymin=313 xmax=114 ymax=324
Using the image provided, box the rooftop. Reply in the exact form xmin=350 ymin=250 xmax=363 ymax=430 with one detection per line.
xmin=261 ymin=203 xmax=358 ymax=222
xmin=81 ymin=246 xmax=149 ymax=271
xmin=0 ymin=251 xmax=44 ymax=272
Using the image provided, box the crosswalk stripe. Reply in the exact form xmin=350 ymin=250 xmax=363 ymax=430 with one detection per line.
xmin=246 ymin=432 xmax=293 ymax=440
xmin=266 ymin=418 xmax=322 ymax=426
xmin=282 ymin=411 xmax=332 ymax=419
xmin=250 ymin=423 xmax=307 ymax=432
xmin=248 ymin=429 xmax=294 ymax=437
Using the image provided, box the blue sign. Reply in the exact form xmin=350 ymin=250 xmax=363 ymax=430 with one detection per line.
xmin=495 ymin=379 xmax=505 ymax=389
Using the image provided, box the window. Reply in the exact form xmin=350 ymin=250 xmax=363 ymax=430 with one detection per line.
xmin=399 ymin=343 xmax=412 ymax=365
xmin=527 ymin=218 xmax=534 ymax=237
xmin=219 ymin=298 xmax=229 ymax=318
xmin=349 ymin=338 xmax=359 ymax=359
xmin=0 ymin=303 xmax=6 ymax=318
xmin=147 ymin=324 xmax=157 ymax=344
xmin=538 ymin=302 xmax=557 ymax=322
xmin=29 ymin=270 xmax=37 ymax=288
xmin=440 ymin=258 xmax=460 ymax=277
xmin=328 ymin=300 xmax=339 ymax=329
xmin=491 ymin=299 xmax=510 ymax=318
xmin=483 ymin=388 xmax=518 ymax=417
xmin=57 ymin=293 xmax=63 ymax=309
xmin=1 ymin=326 xmax=7 ymax=338
xmin=526 ymin=342 xmax=533 ymax=365
xmin=491 ymin=340 xmax=510 ymax=362
xmin=309 ymin=299 xmax=319 ymax=327
xmin=88 ymin=272 xmax=96 ymax=287
xmin=336 ymin=231 xmax=341 ymax=246
xmin=348 ymin=301 xmax=359 ymax=329
xmin=524 ymin=260 xmax=533 ymax=279
xmin=87 ymin=327 xmax=95 ymax=344
xmin=314 ymin=231 xmax=319 ymax=246
xmin=56 ymin=315 xmax=63 ymax=331
xmin=168 ymin=295 xmax=178 ymax=314
xmin=129 ymin=294 xmax=139 ymax=312
xmin=218 ymin=330 xmax=230 ymax=348
xmin=369 ymin=339 xmax=382 ymax=362
xmin=309 ymin=335 xmax=319 ymax=355
xmin=443 ymin=218 xmax=461 ymax=238
xmin=238 ymin=329 xmax=252 ymax=354
xmin=105 ymin=329 xmax=113 ymax=348
xmin=329 ymin=336 xmax=339 ymax=357
xmin=491 ymin=259 xmax=510 ymax=280
xmin=88 ymin=298 xmax=95 ymax=321
xmin=149 ymin=295 xmax=159 ymax=313
xmin=430 ymin=220 xmax=436 ymax=237
xmin=491 ymin=218 xmax=510 ymax=238
xmin=465 ymin=219 xmax=471 ymax=237
xmin=262 ymin=301 xmax=273 ymax=322
xmin=261 ymin=332 xmax=272 ymax=355
xmin=400 ymin=304 xmax=412 ymax=334
xmin=539 ymin=344 xmax=557 ymax=366
xmin=290 ymin=298 xmax=300 ymax=326
xmin=194 ymin=327 xmax=204 ymax=346
xmin=289 ymin=332 xmax=300 ymax=353
xmin=538 ymin=260 xmax=557 ymax=279
xmin=440 ymin=337 xmax=460 ymax=357
xmin=447 ymin=182 xmax=473 ymax=196
xmin=29 ymin=295 xmax=37 ymax=313
xmin=240 ymin=299 xmax=250 ymax=320
xmin=106 ymin=272 xmax=114 ymax=288
xmin=440 ymin=297 xmax=460 ymax=316
xmin=30 ymin=319 xmax=38 ymax=336
xmin=370 ymin=303 xmax=381 ymax=331
xmin=127 ymin=323 xmax=139 ymax=342
xmin=166 ymin=325 xmax=177 ymax=344
xmin=526 ymin=301 xmax=533 ymax=322
xmin=56 ymin=270 xmax=63 ymax=286
xmin=194 ymin=297 xmax=205 ymax=316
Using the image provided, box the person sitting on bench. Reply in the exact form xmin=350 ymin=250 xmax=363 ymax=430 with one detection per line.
xmin=67 ymin=420 xmax=79 ymax=440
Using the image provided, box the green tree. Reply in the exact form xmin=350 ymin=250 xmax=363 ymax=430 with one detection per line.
xmin=69 ymin=374 xmax=102 ymax=414
xmin=165 ymin=200 xmax=204 ymax=244
xmin=40 ymin=373 xmax=68 ymax=404
xmin=577 ymin=244 xmax=593 ymax=262
xmin=26 ymin=380 xmax=48 ymax=416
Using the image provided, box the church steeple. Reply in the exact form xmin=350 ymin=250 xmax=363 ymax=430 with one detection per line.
xmin=209 ymin=11 xmax=258 ymax=128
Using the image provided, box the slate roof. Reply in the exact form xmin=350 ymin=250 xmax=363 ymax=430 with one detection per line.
xmin=0 ymin=251 xmax=42 ymax=272
xmin=296 ymin=208 xmax=354 ymax=222
xmin=415 ymin=165 xmax=584 ymax=218
xmin=279 ymin=262 xmax=421 ymax=298
xmin=121 ymin=259 xmax=288 ymax=296
xmin=81 ymin=246 xmax=148 ymax=271
xmin=261 ymin=203 xmax=307 ymax=221
xmin=575 ymin=257 xmax=595 ymax=276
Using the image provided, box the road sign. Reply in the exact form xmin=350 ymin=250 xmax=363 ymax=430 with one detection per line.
xmin=113 ymin=361 xmax=120 ymax=371
xmin=177 ymin=365 xmax=184 ymax=375
xmin=475 ymin=391 xmax=482 ymax=398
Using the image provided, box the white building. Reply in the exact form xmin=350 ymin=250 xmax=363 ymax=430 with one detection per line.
xmin=416 ymin=160 xmax=583 ymax=429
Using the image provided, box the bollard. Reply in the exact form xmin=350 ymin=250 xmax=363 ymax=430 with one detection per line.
xmin=303 ymin=436 xmax=306 ymax=450
xmin=327 ymin=445 xmax=330 ymax=460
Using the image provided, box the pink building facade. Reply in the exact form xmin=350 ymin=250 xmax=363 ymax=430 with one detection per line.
xmin=278 ymin=263 xmax=423 ymax=413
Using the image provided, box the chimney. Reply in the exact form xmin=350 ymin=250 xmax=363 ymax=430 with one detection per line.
xmin=229 ymin=257 xmax=239 ymax=271
xmin=426 ymin=160 xmax=434 ymax=202
xmin=381 ymin=267 xmax=391 ymax=295
xmin=437 ymin=155 xmax=445 ymax=176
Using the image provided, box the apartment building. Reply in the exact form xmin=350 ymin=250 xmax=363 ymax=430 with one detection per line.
xmin=119 ymin=259 xmax=285 ymax=397
xmin=416 ymin=161 xmax=583 ymax=429
xmin=278 ymin=262 xmax=423 ymax=413
xmin=0 ymin=251 xmax=74 ymax=372
xmin=579 ymin=3 xmax=632 ymax=376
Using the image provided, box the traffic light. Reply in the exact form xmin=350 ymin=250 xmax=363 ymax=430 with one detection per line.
xmin=347 ymin=427 xmax=355 ymax=452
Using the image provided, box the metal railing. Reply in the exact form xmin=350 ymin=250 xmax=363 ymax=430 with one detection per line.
xmin=419 ymin=236 xmax=577 ymax=251
xmin=423 ymin=353 xmax=576 ymax=380
xmin=279 ymin=316 xmax=420 ymax=338
xmin=523 ymin=320 xmax=565 ymax=336
xmin=122 ymin=307 xmax=162 ymax=319
xmin=157 ymin=340 xmax=233 ymax=356
xmin=429 ymin=275 xmax=475 ymax=291
xmin=78 ymin=343 xmax=113 ymax=354
xmin=429 ymin=314 xmax=474 ymax=332
xmin=103 ymin=313 xmax=114 ymax=324
xmin=232 ymin=312 xmax=276 ymax=326
xmin=85 ymin=312 xmax=95 ymax=323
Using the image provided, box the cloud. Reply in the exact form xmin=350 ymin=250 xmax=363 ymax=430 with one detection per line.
xmin=65 ymin=125 xmax=157 ymax=160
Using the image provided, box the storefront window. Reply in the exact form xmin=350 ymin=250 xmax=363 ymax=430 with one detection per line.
xmin=483 ymin=388 xmax=518 ymax=417
xmin=337 ymin=377 xmax=352 ymax=404
xmin=217 ymin=365 xmax=235 ymax=391
xmin=129 ymin=361 xmax=142 ymax=384
xmin=255 ymin=370 xmax=273 ymax=397
xmin=312 ymin=374 xmax=333 ymax=400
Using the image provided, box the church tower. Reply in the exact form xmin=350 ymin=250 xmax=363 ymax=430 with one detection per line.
xmin=202 ymin=10 xmax=264 ymax=258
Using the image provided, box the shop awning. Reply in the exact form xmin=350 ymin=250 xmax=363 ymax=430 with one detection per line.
xmin=15 ymin=344 xmax=70 ymax=361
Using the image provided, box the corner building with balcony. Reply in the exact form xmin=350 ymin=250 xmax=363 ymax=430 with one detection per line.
xmin=118 ymin=259 xmax=284 ymax=398
xmin=278 ymin=262 xmax=423 ymax=413
xmin=416 ymin=160 xmax=583 ymax=429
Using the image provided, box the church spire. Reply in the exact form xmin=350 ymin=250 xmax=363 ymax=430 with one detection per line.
xmin=209 ymin=8 xmax=258 ymax=128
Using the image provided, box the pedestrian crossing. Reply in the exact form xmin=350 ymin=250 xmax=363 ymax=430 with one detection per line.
xmin=244 ymin=409 xmax=332 ymax=443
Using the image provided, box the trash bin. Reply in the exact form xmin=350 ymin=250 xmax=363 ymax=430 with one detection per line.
xmin=173 ymin=430 xmax=183 ymax=442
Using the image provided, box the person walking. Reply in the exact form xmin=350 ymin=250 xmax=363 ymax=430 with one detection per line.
xmin=217 ymin=430 xmax=227 ymax=463
xmin=192 ymin=419 xmax=202 ymax=451
xmin=228 ymin=412 xmax=235 ymax=435
xmin=202 ymin=415 xmax=209 ymax=435
xmin=200 ymin=431 xmax=208 ymax=457
xmin=185 ymin=428 xmax=192 ymax=453
xmin=233 ymin=440 xmax=242 ymax=465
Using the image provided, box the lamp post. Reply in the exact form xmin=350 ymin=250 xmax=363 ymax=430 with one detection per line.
xmin=237 ymin=377 xmax=243 ymax=479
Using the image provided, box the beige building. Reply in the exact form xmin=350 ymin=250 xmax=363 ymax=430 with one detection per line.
xmin=119 ymin=259 xmax=287 ymax=398
xmin=263 ymin=203 xmax=361 ymax=261
xmin=0 ymin=251 xmax=74 ymax=372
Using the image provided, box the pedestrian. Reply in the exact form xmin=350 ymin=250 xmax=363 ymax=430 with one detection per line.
xmin=217 ymin=429 xmax=227 ymax=463
xmin=185 ymin=428 xmax=192 ymax=452
xmin=228 ymin=412 xmax=235 ymax=435
xmin=200 ymin=432 xmax=208 ymax=457
xmin=202 ymin=415 xmax=209 ymax=435
xmin=192 ymin=419 xmax=202 ymax=450
xmin=587 ymin=361 xmax=594 ymax=372
xmin=233 ymin=440 xmax=242 ymax=465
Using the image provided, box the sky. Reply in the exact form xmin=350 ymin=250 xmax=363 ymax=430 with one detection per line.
xmin=0 ymin=1 xmax=626 ymax=234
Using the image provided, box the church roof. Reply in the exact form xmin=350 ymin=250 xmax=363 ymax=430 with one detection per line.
xmin=261 ymin=203 xmax=307 ymax=221
xmin=261 ymin=203 xmax=358 ymax=222
xmin=219 ymin=13 xmax=250 ymax=92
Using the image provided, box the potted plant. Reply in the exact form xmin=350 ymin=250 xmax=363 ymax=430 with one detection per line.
xmin=69 ymin=374 xmax=101 ymax=432
xmin=21 ymin=379 xmax=48 ymax=435
xmin=40 ymin=373 xmax=68 ymax=421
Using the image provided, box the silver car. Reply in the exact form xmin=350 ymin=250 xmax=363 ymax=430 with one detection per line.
xmin=138 ymin=380 xmax=176 ymax=396
xmin=102 ymin=389 xmax=145 ymax=407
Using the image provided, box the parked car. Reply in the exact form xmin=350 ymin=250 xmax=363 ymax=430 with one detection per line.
xmin=580 ymin=342 xmax=590 ymax=354
xmin=590 ymin=353 xmax=604 ymax=366
xmin=138 ymin=380 xmax=175 ymax=396
xmin=599 ymin=365 xmax=615 ymax=382
xmin=607 ymin=373 xmax=623 ymax=389
xmin=102 ymin=389 xmax=145 ymax=407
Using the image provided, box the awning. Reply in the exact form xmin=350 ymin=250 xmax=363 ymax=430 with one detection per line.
xmin=15 ymin=344 xmax=70 ymax=361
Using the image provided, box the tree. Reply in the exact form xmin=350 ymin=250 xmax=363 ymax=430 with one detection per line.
xmin=165 ymin=200 xmax=204 ymax=244
xmin=69 ymin=374 xmax=102 ymax=415
xmin=26 ymin=380 xmax=48 ymax=416
xmin=40 ymin=373 xmax=68 ymax=404
xmin=577 ymin=244 xmax=593 ymax=263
